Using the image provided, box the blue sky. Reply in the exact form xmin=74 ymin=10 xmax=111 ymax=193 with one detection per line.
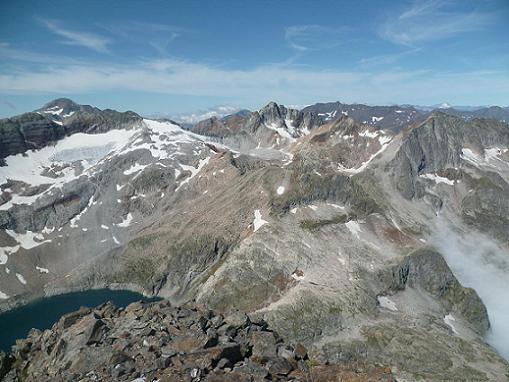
xmin=0 ymin=0 xmax=508 ymax=117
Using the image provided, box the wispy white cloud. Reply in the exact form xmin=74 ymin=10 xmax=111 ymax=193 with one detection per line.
xmin=38 ymin=18 xmax=111 ymax=53
xmin=359 ymin=48 xmax=421 ymax=67
xmin=398 ymin=0 xmax=445 ymax=20
xmin=0 ymin=56 xmax=507 ymax=106
xmin=380 ymin=0 xmax=493 ymax=45
xmin=0 ymin=42 xmax=89 ymax=65
xmin=284 ymin=25 xmax=347 ymax=51
xmin=104 ymin=21 xmax=183 ymax=54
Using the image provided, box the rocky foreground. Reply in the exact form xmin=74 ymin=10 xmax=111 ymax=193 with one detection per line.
xmin=0 ymin=300 xmax=394 ymax=382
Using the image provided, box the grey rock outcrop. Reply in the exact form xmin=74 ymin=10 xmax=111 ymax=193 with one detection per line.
xmin=0 ymin=113 xmax=65 ymax=159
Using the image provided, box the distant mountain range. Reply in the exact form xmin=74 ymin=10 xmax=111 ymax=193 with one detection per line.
xmin=188 ymin=101 xmax=509 ymax=137
xmin=153 ymin=102 xmax=509 ymax=132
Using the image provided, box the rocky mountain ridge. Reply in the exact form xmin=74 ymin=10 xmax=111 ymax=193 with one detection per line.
xmin=1 ymin=99 xmax=509 ymax=381
xmin=299 ymin=101 xmax=509 ymax=132
xmin=0 ymin=98 xmax=141 ymax=160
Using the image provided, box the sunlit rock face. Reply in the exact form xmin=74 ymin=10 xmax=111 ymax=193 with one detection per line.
xmin=1 ymin=99 xmax=509 ymax=381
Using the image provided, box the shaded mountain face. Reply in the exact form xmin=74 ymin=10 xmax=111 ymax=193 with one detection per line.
xmin=1 ymin=99 xmax=509 ymax=381
xmin=0 ymin=98 xmax=142 ymax=160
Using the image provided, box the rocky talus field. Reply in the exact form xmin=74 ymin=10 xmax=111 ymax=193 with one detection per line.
xmin=0 ymin=300 xmax=395 ymax=381
xmin=1 ymin=98 xmax=509 ymax=381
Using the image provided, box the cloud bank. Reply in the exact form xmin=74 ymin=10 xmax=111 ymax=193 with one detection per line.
xmin=431 ymin=219 xmax=509 ymax=361
xmin=0 ymin=57 xmax=507 ymax=107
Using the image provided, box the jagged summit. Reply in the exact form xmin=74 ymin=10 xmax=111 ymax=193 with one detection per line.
xmin=190 ymin=101 xmax=323 ymax=150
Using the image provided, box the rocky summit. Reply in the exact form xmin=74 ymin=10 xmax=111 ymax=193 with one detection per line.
xmin=0 ymin=300 xmax=395 ymax=381
xmin=1 ymin=99 xmax=509 ymax=381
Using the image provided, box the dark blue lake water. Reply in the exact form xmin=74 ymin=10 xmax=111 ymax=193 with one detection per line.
xmin=0 ymin=289 xmax=160 ymax=352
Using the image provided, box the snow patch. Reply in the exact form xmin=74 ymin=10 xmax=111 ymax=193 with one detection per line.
xmin=253 ymin=209 xmax=268 ymax=232
xmin=0 ymin=128 xmax=141 ymax=211
xmin=284 ymin=119 xmax=297 ymax=135
xmin=117 ymin=213 xmax=133 ymax=227
xmin=36 ymin=266 xmax=49 ymax=274
xmin=42 ymin=107 xmax=63 ymax=116
xmin=378 ymin=296 xmax=398 ymax=311
xmin=419 ymin=173 xmax=455 ymax=186
xmin=265 ymin=122 xmax=295 ymax=141
xmin=359 ymin=130 xmax=379 ymax=139
xmin=461 ymin=148 xmax=484 ymax=166
xmin=42 ymin=226 xmax=55 ymax=234
xmin=62 ymin=111 xmax=75 ymax=118
xmin=339 ymin=136 xmax=392 ymax=175
xmin=0 ymin=246 xmax=19 ymax=265
xmin=6 ymin=230 xmax=51 ymax=249
xmin=345 ymin=221 xmax=361 ymax=239
xmin=176 ymin=157 xmax=210 ymax=190
xmin=124 ymin=162 xmax=148 ymax=176
xmin=485 ymin=147 xmax=508 ymax=162
xmin=444 ymin=314 xmax=458 ymax=334
xmin=16 ymin=273 xmax=27 ymax=285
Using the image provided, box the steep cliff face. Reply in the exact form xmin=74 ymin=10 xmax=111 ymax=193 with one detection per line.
xmin=0 ymin=113 xmax=65 ymax=160
xmin=390 ymin=112 xmax=509 ymax=199
xmin=388 ymin=112 xmax=509 ymax=244
xmin=1 ymin=100 xmax=509 ymax=381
